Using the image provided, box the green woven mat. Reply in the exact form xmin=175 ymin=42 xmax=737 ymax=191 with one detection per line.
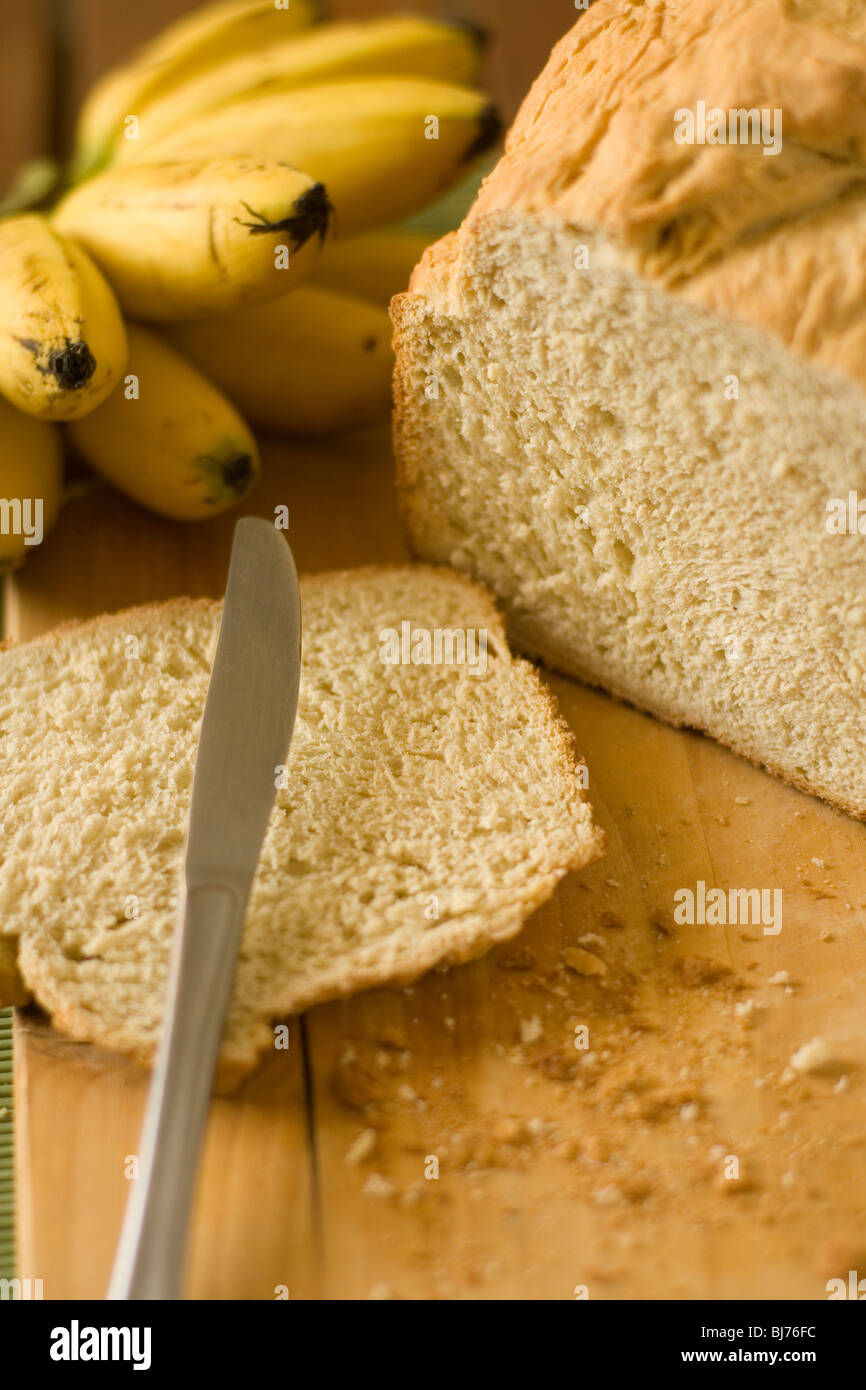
xmin=0 ymin=159 xmax=492 ymax=1284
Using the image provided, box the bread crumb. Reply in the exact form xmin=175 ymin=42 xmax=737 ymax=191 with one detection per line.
xmin=345 ymin=1128 xmax=378 ymax=1166
xmin=679 ymin=1102 xmax=700 ymax=1123
xmin=604 ymin=878 xmax=621 ymax=889
xmin=577 ymin=932 xmax=605 ymax=949
xmin=563 ymin=947 xmax=607 ymax=976
xmin=820 ymin=929 xmax=835 ymax=942
xmin=733 ymin=797 xmax=751 ymax=806
xmin=649 ymin=908 xmax=673 ymax=936
xmin=491 ymin=1117 xmax=529 ymax=1145
xmin=520 ymin=1015 xmax=543 ymax=1044
xmin=810 ymin=857 xmax=826 ymax=869
xmin=552 ymin=1136 xmax=581 ymax=1159
xmin=767 ymin=970 xmax=791 ymax=986
xmin=733 ymin=999 xmax=764 ymax=1025
xmin=367 ymin=1283 xmax=394 ymax=1299
xmin=789 ymin=1037 xmax=836 ymax=1075
xmin=331 ymin=1058 xmax=380 ymax=1110
xmin=362 ymin=1173 xmax=397 ymax=1200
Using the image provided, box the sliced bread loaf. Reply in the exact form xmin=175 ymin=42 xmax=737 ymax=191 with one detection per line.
xmin=0 ymin=566 xmax=601 ymax=1077
xmin=392 ymin=0 xmax=866 ymax=819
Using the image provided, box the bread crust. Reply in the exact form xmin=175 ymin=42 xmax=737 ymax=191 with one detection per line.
xmin=514 ymin=631 xmax=866 ymax=825
xmin=401 ymin=0 xmax=866 ymax=395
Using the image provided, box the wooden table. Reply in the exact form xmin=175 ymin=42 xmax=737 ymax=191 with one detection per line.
xmin=3 ymin=0 xmax=866 ymax=1302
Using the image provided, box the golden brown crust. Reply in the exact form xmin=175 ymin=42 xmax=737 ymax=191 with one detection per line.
xmin=404 ymin=0 xmax=866 ymax=394
xmin=517 ymin=630 xmax=866 ymax=823
xmin=0 ymin=595 xmax=219 ymax=659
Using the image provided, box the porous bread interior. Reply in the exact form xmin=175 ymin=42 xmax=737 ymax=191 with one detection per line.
xmin=394 ymin=213 xmax=866 ymax=818
xmin=0 ymin=566 xmax=600 ymax=1077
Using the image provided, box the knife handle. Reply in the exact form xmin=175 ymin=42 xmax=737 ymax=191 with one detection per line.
xmin=106 ymin=882 xmax=245 ymax=1301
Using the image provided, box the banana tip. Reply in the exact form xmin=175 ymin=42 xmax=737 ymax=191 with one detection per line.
xmin=290 ymin=182 xmax=334 ymax=247
xmin=222 ymin=453 xmax=257 ymax=498
xmin=242 ymin=182 xmax=333 ymax=248
xmin=49 ymin=341 xmax=97 ymax=391
xmin=463 ymin=103 xmax=503 ymax=164
xmin=444 ymin=17 xmax=491 ymax=52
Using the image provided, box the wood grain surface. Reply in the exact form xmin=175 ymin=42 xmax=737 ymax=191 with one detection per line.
xmin=0 ymin=1 xmax=54 ymax=187
xmin=3 ymin=0 xmax=866 ymax=1302
xmin=9 ymin=435 xmax=866 ymax=1301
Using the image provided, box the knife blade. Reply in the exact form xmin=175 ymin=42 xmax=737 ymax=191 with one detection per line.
xmin=107 ymin=518 xmax=302 ymax=1301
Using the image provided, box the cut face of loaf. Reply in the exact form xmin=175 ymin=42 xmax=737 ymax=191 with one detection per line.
xmin=0 ymin=567 xmax=600 ymax=1079
xmin=393 ymin=216 xmax=866 ymax=818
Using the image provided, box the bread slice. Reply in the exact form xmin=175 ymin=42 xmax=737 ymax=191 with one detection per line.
xmin=393 ymin=0 xmax=866 ymax=819
xmin=0 ymin=567 xmax=601 ymax=1078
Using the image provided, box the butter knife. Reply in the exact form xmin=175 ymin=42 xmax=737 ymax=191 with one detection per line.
xmin=107 ymin=518 xmax=302 ymax=1301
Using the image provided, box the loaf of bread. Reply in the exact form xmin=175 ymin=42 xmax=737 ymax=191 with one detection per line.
xmin=0 ymin=567 xmax=600 ymax=1077
xmin=393 ymin=0 xmax=866 ymax=818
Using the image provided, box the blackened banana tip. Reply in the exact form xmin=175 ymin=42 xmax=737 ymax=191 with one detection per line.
xmin=49 ymin=340 xmax=96 ymax=391
xmin=290 ymin=182 xmax=334 ymax=247
xmin=243 ymin=183 xmax=333 ymax=248
xmin=463 ymin=103 xmax=503 ymax=164
xmin=222 ymin=453 xmax=256 ymax=497
xmin=445 ymin=16 xmax=491 ymax=51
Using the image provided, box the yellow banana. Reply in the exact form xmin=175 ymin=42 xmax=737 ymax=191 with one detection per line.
xmin=167 ymin=285 xmax=393 ymax=436
xmin=73 ymin=0 xmax=320 ymax=179
xmin=53 ymin=159 xmax=332 ymax=321
xmin=112 ymin=17 xmax=486 ymax=160
xmin=0 ymin=395 xmax=63 ymax=572
xmin=313 ymin=229 xmax=433 ymax=307
xmin=126 ymin=78 xmax=502 ymax=235
xmin=67 ymin=323 xmax=260 ymax=520
xmin=0 ymin=214 xmax=127 ymax=420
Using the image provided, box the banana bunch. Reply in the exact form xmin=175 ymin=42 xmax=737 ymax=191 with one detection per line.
xmin=0 ymin=1 xmax=498 ymax=556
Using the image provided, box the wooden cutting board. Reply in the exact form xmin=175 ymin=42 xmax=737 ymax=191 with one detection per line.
xmin=6 ymin=426 xmax=866 ymax=1301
